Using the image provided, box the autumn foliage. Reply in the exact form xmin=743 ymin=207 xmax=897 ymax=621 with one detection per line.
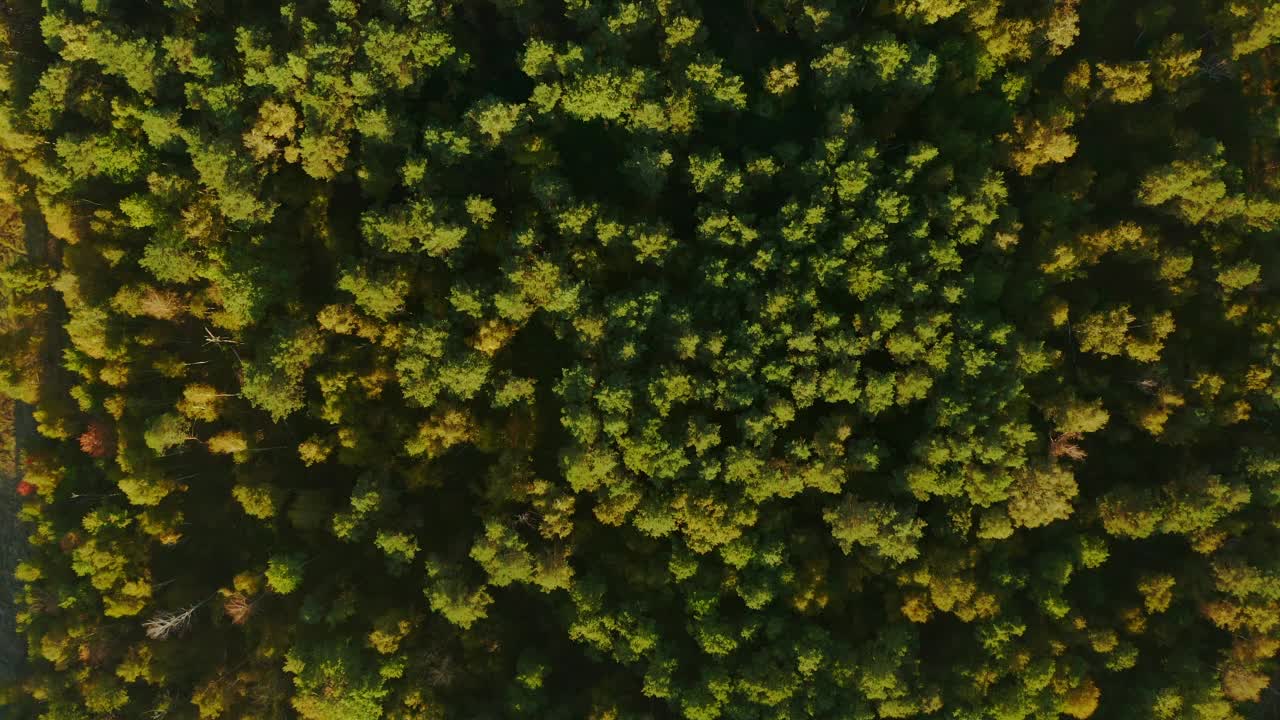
xmin=1 ymin=0 xmax=1279 ymax=719
xmin=77 ymin=421 xmax=114 ymax=459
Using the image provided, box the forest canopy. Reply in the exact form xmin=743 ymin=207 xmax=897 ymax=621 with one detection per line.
xmin=1 ymin=0 xmax=1280 ymax=718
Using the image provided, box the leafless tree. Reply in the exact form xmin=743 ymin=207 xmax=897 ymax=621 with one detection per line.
xmin=143 ymin=595 xmax=213 ymax=639
xmin=223 ymin=593 xmax=257 ymax=625
xmin=1049 ymin=431 xmax=1087 ymax=461
xmin=1199 ymin=55 xmax=1236 ymax=81
xmin=203 ymin=327 xmax=239 ymax=346
xmin=1131 ymin=378 xmax=1160 ymax=394
xmin=425 ymin=651 xmax=455 ymax=687
xmin=514 ymin=510 xmax=541 ymax=529
xmin=143 ymin=607 xmax=197 ymax=640
xmin=146 ymin=691 xmax=173 ymax=719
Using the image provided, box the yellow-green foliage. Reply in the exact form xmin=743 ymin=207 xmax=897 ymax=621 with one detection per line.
xmin=3 ymin=1 xmax=1279 ymax=719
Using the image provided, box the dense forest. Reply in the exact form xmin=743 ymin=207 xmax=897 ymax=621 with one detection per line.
xmin=0 ymin=0 xmax=1279 ymax=718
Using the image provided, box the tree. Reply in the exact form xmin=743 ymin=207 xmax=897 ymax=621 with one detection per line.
xmin=143 ymin=413 xmax=191 ymax=455
xmin=1003 ymin=110 xmax=1078 ymax=175
xmin=77 ymin=421 xmax=114 ymax=458
xmin=1136 ymin=150 xmax=1240 ymax=225
xmin=284 ymin=641 xmax=389 ymax=720
xmin=1096 ymin=61 xmax=1153 ymax=103
xmin=1230 ymin=1 xmax=1280 ymax=58
xmin=4 ymin=1 xmax=1280 ymax=718
xmin=823 ymin=496 xmax=926 ymax=563
xmin=1006 ymin=465 xmax=1079 ymax=528
xmin=266 ymin=554 xmax=306 ymax=595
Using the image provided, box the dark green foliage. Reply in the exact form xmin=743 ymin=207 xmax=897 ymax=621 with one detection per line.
xmin=2 ymin=1 xmax=1280 ymax=719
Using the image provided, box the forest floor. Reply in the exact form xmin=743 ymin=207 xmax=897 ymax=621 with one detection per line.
xmin=0 ymin=195 xmax=57 ymax=684
xmin=0 ymin=397 xmax=24 ymax=684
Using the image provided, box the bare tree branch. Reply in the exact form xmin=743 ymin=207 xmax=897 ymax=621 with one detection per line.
xmin=143 ymin=594 xmax=215 ymax=639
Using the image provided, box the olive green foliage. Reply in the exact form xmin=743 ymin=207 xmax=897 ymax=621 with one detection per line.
xmin=2 ymin=0 xmax=1280 ymax=719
